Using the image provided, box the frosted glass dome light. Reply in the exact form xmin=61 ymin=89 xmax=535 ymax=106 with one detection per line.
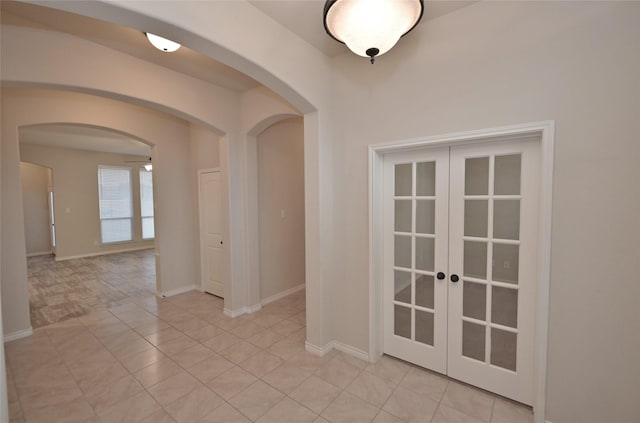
xmin=323 ymin=0 xmax=424 ymax=64
xmin=145 ymin=33 xmax=181 ymax=52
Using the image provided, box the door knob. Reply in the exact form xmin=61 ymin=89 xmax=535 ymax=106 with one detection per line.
xmin=436 ymin=272 xmax=446 ymax=280
xmin=220 ymin=241 xmax=223 ymax=245
xmin=450 ymin=274 xmax=460 ymax=283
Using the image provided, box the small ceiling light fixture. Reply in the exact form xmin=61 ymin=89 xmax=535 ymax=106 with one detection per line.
xmin=323 ymin=0 xmax=424 ymax=64
xmin=145 ymin=32 xmax=181 ymax=52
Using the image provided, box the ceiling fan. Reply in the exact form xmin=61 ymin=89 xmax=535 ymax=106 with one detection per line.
xmin=124 ymin=156 xmax=152 ymax=171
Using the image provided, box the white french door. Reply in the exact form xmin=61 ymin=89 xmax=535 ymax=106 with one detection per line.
xmin=383 ymin=147 xmax=450 ymax=374
xmin=383 ymin=138 xmax=540 ymax=405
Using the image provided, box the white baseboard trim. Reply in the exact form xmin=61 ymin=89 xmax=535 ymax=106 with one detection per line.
xmin=55 ymin=246 xmax=153 ymax=262
xmin=305 ymin=340 xmax=371 ymax=362
xmin=261 ymin=284 xmax=305 ymax=306
xmin=333 ymin=341 xmax=370 ymax=362
xmin=305 ymin=341 xmax=335 ymax=357
xmin=158 ymin=285 xmax=197 ymax=298
xmin=4 ymin=327 xmax=33 ymax=343
xmin=26 ymin=251 xmax=52 ymax=258
xmin=223 ymin=307 xmax=247 ymax=318
xmin=247 ymin=304 xmax=262 ymax=314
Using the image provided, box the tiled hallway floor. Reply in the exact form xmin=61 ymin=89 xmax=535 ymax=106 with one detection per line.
xmin=7 ymin=253 xmax=533 ymax=423
xmin=27 ymin=250 xmax=156 ymax=328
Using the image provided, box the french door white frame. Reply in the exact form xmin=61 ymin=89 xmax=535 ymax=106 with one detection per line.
xmin=368 ymin=121 xmax=554 ymax=423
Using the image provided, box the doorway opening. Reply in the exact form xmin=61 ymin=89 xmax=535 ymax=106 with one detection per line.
xmin=20 ymin=162 xmax=54 ymax=258
xmin=19 ymin=123 xmax=159 ymax=328
xmin=256 ymin=117 xmax=306 ymax=306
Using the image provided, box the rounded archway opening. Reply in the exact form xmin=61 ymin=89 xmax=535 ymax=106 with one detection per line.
xmin=246 ymin=116 xmax=306 ymax=313
xmin=18 ymin=123 xmax=159 ymax=328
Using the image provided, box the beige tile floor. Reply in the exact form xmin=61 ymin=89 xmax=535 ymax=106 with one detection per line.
xmin=7 ymin=254 xmax=534 ymax=423
xmin=27 ymin=251 xmax=156 ymax=328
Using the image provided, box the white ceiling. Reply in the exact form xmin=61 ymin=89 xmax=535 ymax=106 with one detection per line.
xmin=249 ymin=1 xmax=476 ymax=57
xmin=19 ymin=124 xmax=152 ymax=156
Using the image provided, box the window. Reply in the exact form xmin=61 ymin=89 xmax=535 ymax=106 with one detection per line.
xmin=140 ymin=169 xmax=155 ymax=239
xmin=98 ymin=166 xmax=133 ymax=243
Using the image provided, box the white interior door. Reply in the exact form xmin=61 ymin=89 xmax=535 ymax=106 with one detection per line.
xmin=382 ymin=138 xmax=540 ymax=405
xmin=447 ymin=140 xmax=539 ymax=404
xmin=199 ymin=170 xmax=224 ymax=297
xmin=383 ymin=147 xmax=450 ymax=373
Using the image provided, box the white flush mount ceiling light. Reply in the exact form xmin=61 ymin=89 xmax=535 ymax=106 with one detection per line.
xmin=145 ymin=32 xmax=181 ymax=52
xmin=323 ymin=0 xmax=424 ymax=64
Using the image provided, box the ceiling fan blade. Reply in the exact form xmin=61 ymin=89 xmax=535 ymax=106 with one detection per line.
xmin=124 ymin=157 xmax=152 ymax=163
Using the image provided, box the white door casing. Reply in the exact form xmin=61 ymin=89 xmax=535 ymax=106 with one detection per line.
xmin=199 ymin=169 xmax=224 ymax=297
xmin=370 ymin=121 xmax=555 ymax=421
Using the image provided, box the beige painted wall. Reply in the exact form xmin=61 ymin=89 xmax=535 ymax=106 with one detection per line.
xmin=328 ymin=2 xmax=640 ymax=422
xmin=20 ymin=162 xmax=51 ymax=255
xmin=257 ymin=118 xmax=305 ymax=300
xmin=20 ymin=144 xmax=154 ymax=260
xmin=0 ymin=101 xmax=7 ymax=422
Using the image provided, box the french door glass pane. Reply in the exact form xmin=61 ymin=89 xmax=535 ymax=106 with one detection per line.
xmin=464 ymin=200 xmax=488 ymax=238
xmin=493 ymin=200 xmax=520 ymax=240
xmin=395 ymin=164 xmax=412 ymax=196
xmin=415 ymin=310 xmax=434 ymax=346
xmin=491 ymin=286 xmax=518 ymax=328
xmin=492 ymin=243 xmax=519 ymax=284
xmin=494 ymin=154 xmax=521 ymax=195
xmin=415 ymin=275 xmax=434 ymax=309
xmin=415 ymin=200 xmax=435 ymax=234
xmin=395 ymin=200 xmax=412 ymax=232
xmin=491 ymin=328 xmax=517 ymax=371
xmin=465 ymin=157 xmax=489 ymax=195
xmin=415 ymin=237 xmax=435 ymax=271
xmin=394 ymin=235 xmax=412 ymax=268
xmin=463 ymin=241 xmax=487 ymax=279
xmin=462 ymin=321 xmax=485 ymax=361
xmin=416 ymin=162 xmax=436 ymax=196
xmin=394 ymin=270 xmax=412 ymax=304
xmin=394 ymin=305 xmax=411 ymax=339
xmin=463 ymin=281 xmax=486 ymax=320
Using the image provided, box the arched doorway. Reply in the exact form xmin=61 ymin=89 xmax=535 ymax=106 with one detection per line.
xmin=19 ymin=123 xmax=158 ymax=327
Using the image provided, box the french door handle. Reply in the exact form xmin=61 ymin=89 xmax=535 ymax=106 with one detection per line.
xmin=436 ymin=272 xmax=446 ymax=280
xmin=450 ymin=274 xmax=460 ymax=283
